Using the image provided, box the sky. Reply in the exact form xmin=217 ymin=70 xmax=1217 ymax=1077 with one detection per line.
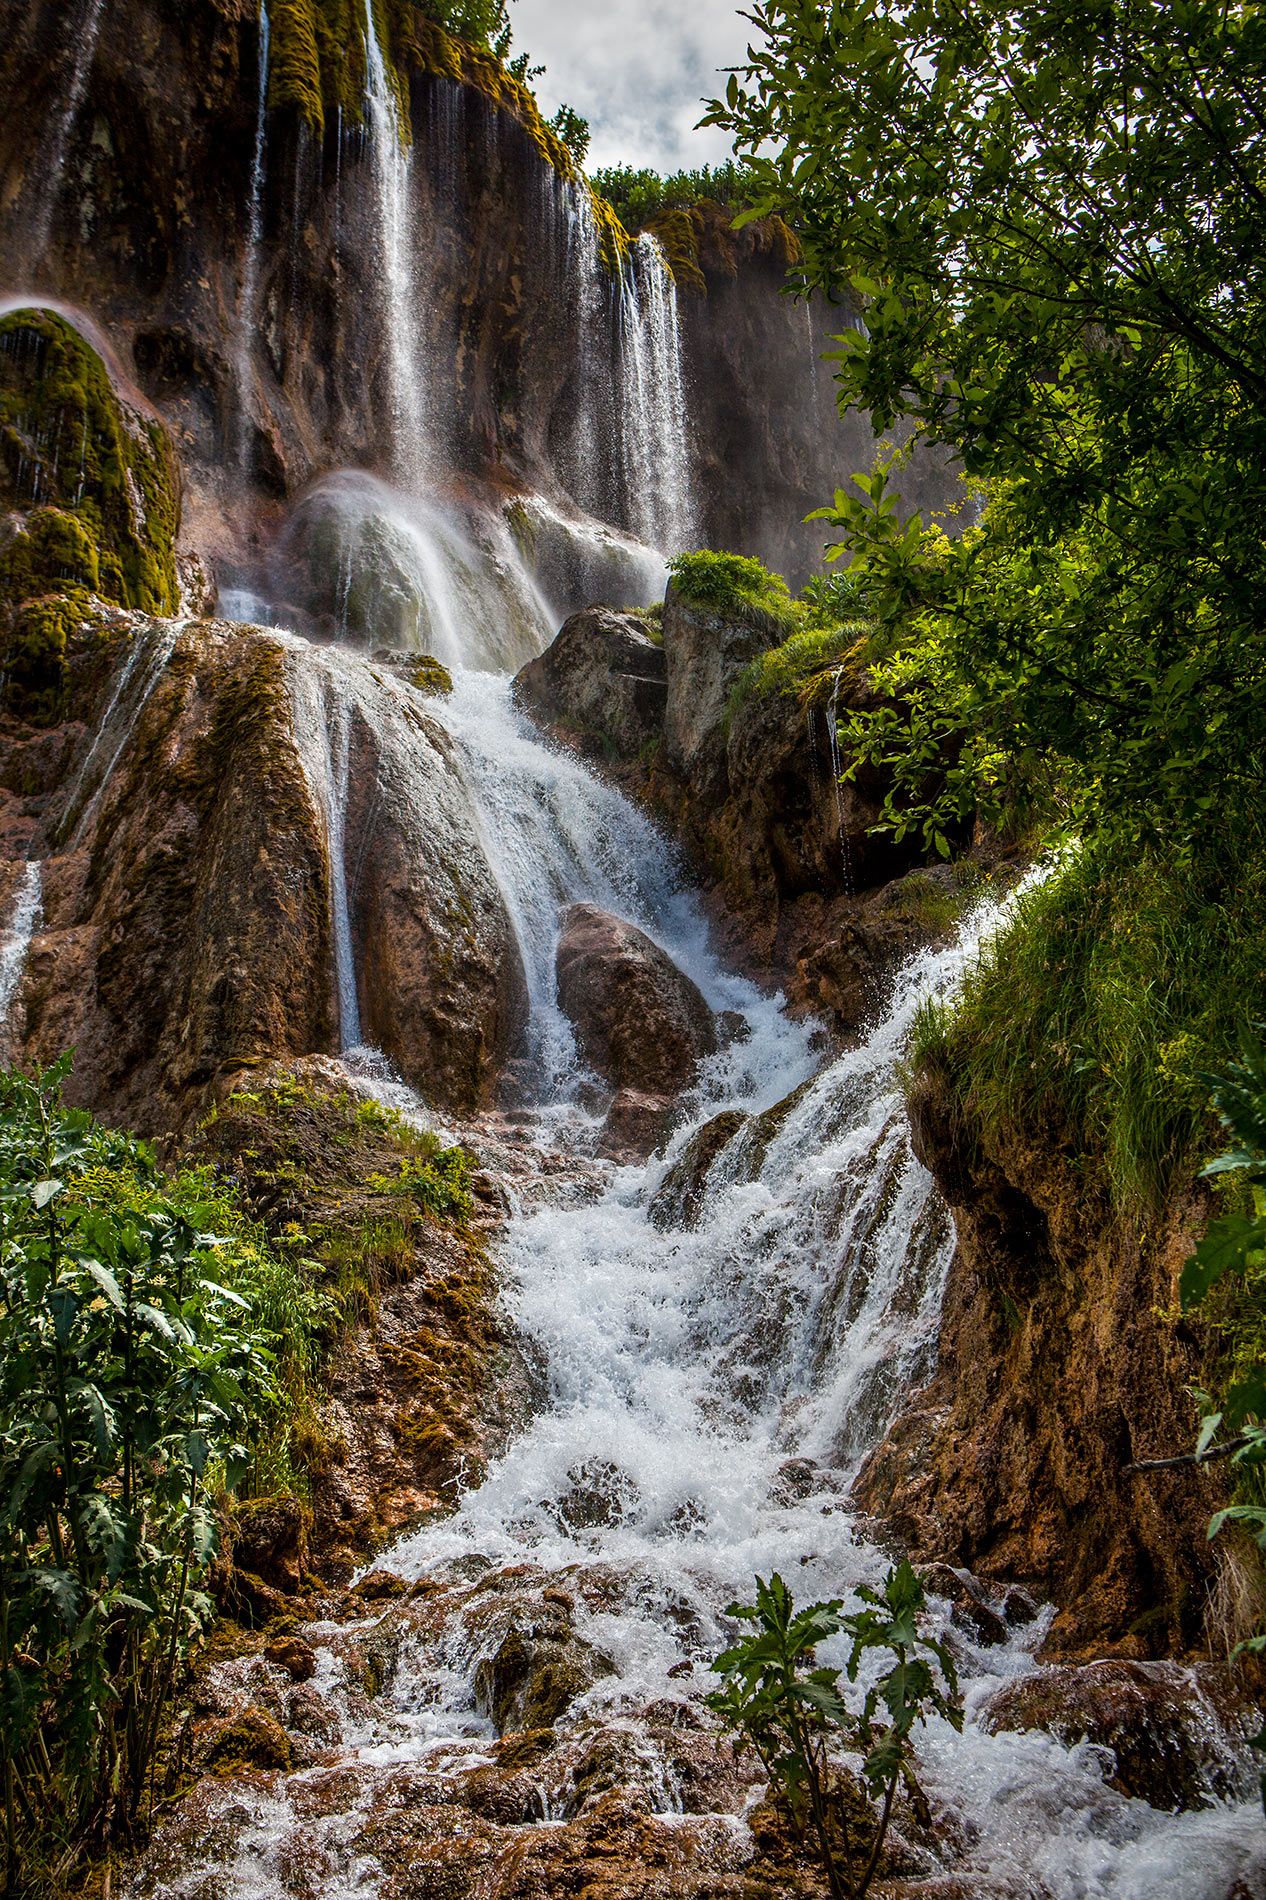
xmin=507 ymin=0 xmax=752 ymax=175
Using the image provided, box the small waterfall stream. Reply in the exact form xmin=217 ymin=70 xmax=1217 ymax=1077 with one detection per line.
xmin=21 ymin=0 xmax=105 ymax=274
xmin=0 ymin=862 xmax=41 ymax=1039
xmin=617 ymin=234 xmax=697 ymax=552
xmin=361 ymin=0 xmax=427 ymax=487
xmin=236 ymin=0 xmax=271 ymax=468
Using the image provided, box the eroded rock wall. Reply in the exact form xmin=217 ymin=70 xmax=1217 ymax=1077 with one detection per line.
xmin=0 ymin=0 xmax=955 ymax=586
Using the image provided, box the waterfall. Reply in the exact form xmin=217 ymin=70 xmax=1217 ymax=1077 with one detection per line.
xmin=361 ymin=0 xmax=427 ymax=487
xmin=235 ymin=0 xmax=271 ymax=469
xmin=559 ymin=196 xmax=697 ymax=553
xmin=0 ymin=863 xmax=42 ymax=1035
xmin=617 ymin=235 xmax=697 ymax=553
xmin=63 ymin=622 xmax=184 ymax=848
xmin=22 ymin=0 xmax=105 ymax=273
xmin=284 ymin=650 xmax=363 ymax=1052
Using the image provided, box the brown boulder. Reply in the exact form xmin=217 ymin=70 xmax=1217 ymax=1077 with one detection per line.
xmin=514 ymin=607 xmax=667 ymax=762
xmin=264 ymin=1634 xmax=318 ymax=1682
xmin=555 ymin=903 xmax=717 ymax=1099
xmin=981 ymin=1660 xmax=1258 ymax=1811
xmin=231 ymin=1494 xmax=311 ymax=1596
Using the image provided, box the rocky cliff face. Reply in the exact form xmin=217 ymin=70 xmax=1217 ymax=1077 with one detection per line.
xmin=855 ymin=1066 xmax=1225 ymax=1659
xmin=0 ymin=0 xmax=954 ymax=590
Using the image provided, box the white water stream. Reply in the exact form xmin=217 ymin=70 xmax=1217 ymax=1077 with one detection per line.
xmin=21 ymin=0 xmax=105 ymax=274
xmin=0 ymin=862 xmax=41 ymax=1041
xmin=235 ymin=0 xmax=271 ymax=468
xmin=361 ymin=0 xmax=427 ymax=488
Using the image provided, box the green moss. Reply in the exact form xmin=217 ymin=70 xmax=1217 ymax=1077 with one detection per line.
xmin=730 ymin=622 xmax=871 ymax=719
xmin=408 ymin=653 xmax=453 ymax=696
xmin=0 ymin=309 xmax=179 ymax=627
xmin=1 ymin=589 xmax=91 ymax=720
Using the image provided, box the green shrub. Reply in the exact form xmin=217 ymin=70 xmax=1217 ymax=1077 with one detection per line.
xmin=0 ymin=1059 xmax=306 ymax=1893
xmin=729 ymin=622 xmax=870 ymax=719
xmin=589 ymin=161 xmax=758 ymax=227
xmin=709 ymin=1565 xmax=960 ymax=1899
xmin=668 ymin=550 xmax=802 ymax=637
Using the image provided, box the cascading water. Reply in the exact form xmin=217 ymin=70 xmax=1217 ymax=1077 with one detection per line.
xmin=62 ymin=620 xmax=184 ymax=848
xmin=361 ymin=0 xmax=427 ymax=487
xmin=0 ymin=862 xmax=42 ymax=1039
xmin=616 ymin=234 xmax=697 ymax=553
xmin=558 ymin=189 xmax=697 ymax=553
xmin=21 ymin=0 xmax=105 ymax=274
xmin=235 ymin=0 xmax=271 ymax=468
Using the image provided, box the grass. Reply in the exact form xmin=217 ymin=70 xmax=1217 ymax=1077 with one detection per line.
xmin=728 ymin=621 xmax=871 ymax=720
xmin=907 ymin=819 xmax=1266 ymax=1211
xmin=668 ymin=550 xmax=804 ymax=638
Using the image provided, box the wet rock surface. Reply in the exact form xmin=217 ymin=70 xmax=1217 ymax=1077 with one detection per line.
xmin=514 ymin=605 xmax=667 ymax=762
xmin=555 ymin=902 xmax=719 ymax=1157
xmin=981 ymin=1660 xmax=1260 ymax=1812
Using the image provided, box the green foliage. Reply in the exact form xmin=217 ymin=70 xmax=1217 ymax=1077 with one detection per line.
xmin=589 ymin=161 xmax=758 ymax=228
xmin=668 ymin=550 xmax=801 ymax=638
xmin=909 ymin=821 xmax=1266 ymax=1211
xmin=730 ymin=622 xmax=868 ymax=719
xmin=1176 ymin=1035 xmax=1266 ymax=1804
xmin=708 ymin=0 xmax=1266 ymax=852
xmin=709 ymin=1564 xmax=960 ymax=1900
xmin=0 ymin=1060 xmax=293 ymax=1892
xmin=548 ymin=103 xmax=590 ymax=167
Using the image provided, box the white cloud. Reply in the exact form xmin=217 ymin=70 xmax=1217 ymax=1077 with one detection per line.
xmin=507 ymin=0 xmax=752 ymax=174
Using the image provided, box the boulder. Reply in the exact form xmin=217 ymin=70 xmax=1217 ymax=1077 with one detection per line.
xmin=981 ymin=1660 xmax=1259 ymax=1811
xmin=555 ymin=903 xmax=717 ymax=1100
xmin=514 ymin=607 xmax=667 ymax=762
xmin=474 ymin=1620 xmax=616 ymax=1733
xmin=648 ymin=1110 xmax=747 ymax=1231
xmin=230 ymin=1495 xmax=312 ymax=1596
xmin=661 ymin=584 xmax=778 ymax=799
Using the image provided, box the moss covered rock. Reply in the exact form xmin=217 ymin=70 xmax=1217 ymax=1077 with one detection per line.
xmin=0 ymin=308 xmax=180 ymax=719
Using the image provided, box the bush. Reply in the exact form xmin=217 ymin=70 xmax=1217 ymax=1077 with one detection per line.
xmin=0 ymin=1060 xmax=307 ymax=1893
xmin=668 ymin=550 xmax=802 ymax=637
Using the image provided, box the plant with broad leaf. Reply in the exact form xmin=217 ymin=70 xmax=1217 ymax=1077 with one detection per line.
xmin=708 ymin=1562 xmax=961 ymax=1900
xmin=0 ymin=1058 xmax=276 ymax=1895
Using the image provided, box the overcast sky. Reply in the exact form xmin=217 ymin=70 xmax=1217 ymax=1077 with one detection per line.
xmin=508 ymin=0 xmax=752 ymax=174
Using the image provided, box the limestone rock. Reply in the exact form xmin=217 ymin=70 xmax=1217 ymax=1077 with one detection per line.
xmin=231 ymin=1495 xmax=312 ymax=1596
xmin=514 ymin=606 xmax=666 ymax=762
xmin=474 ymin=1620 xmax=616 ymax=1734
xmin=648 ymin=1110 xmax=747 ymax=1231
xmin=555 ymin=903 xmax=717 ymax=1099
xmin=661 ymin=583 xmax=777 ymax=799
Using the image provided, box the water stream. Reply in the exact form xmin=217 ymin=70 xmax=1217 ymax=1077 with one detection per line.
xmin=235 ymin=0 xmax=271 ymax=468
xmin=21 ymin=0 xmax=105 ymax=274
xmin=0 ymin=862 xmax=42 ymax=1040
xmin=361 ymin=0 xmax=427 ymax=488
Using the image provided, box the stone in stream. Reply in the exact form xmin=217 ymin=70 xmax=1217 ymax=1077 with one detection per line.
xmin=981 ymin=1659 xmax=1261 ymax=1812
xmin=554 ymin=902 xmax=719 ymax=1159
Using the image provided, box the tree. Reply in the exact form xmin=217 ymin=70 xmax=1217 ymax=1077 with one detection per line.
xmin=0 ymin=1062 xmax=279 ymax=1894
xmin=706 ymin=0 xmax=1266 ymax=851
